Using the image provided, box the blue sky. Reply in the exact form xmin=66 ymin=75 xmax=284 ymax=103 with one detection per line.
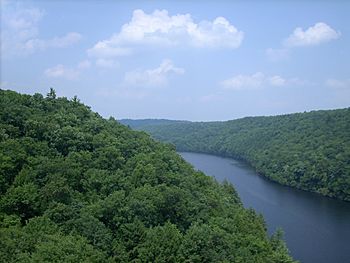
xmin=1 ymin=0 xmax=349 ymax=121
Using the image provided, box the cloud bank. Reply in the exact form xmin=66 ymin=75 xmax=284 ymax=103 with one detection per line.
xmin=221 ymin=72 xmax=292 ymax=90
xmin=88 ymin=9 xmax=244 ymax=59
xmin=284 ymin=22 xmax=340 ymax=47
xmin=266 ymin=22 xmax=340 ymax=61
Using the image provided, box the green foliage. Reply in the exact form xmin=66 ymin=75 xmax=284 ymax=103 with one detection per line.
xmin=136 ymin=222 xmax=182 ymax=262
xmin=0 ymin=89 xmax=295 ymax=262
xmin=139 ymin=109 xmax=350 ymax=201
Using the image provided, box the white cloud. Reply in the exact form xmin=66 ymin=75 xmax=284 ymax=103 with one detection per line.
xmin=266 ymin=22 xmax=340 ymax=60
xmin=221 ymin=72 xmax=291 ymax=90
xmin=1 ymin=2 xmax=81 ymax=56
xmin=45 ymin=65 xmax=79 ymax=80
xmin=87 ymin=9 xmax=243 ymax=59
xmin=88 ymin=45 xmax=131 ymax=58
xmin=44 ymin=60 xmax=91 ymax=80
xmin=221 ymin=72 xmax=265 ymax=90
xmin=45 ymin=32 xmax=81 ymax=48
xmin=284 ymin=22 xmax=340 ymax=47
xmin=187 ymin=16 xmax=243 ymax=48
xmin=124 ymin=59 xmax=184 ymax=87
xmin=326 ymin=78 xmax=350 ymax=89
xmin=22 ymin=32 xmax=82 ymax=52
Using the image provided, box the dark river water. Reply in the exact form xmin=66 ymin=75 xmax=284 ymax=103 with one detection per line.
xmin=179 ymin=152 xmax=350 ymax=263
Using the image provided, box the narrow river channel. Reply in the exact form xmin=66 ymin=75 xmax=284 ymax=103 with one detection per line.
xmin=179 ymin=152 xmax=350 ymax=263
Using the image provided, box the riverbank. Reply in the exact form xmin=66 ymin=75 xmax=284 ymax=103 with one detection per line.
xmin=180 ymin=152 xmax=350 ymax=263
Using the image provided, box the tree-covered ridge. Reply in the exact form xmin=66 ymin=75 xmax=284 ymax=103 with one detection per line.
xmin=119 ymin=119 xmax=189 ymax=129
xmin=0 ymin=89 xmax=295 ymax=262
xmin=139 ymin=109 xmax=350 ymax=201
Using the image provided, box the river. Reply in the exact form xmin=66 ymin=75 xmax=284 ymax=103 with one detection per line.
xmin=179 ymin=152 xmax=350 ymax=263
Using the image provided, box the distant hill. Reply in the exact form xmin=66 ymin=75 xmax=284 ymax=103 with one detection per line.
xmin=130 ymin=109 xmax=350 ymax=201
xmin=119 ymin=118 xmax=189 ymax=129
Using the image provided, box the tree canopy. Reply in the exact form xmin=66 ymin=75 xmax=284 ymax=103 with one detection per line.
xmin=0 ymin=89 xmax=295 ymax=262
xmin=135 ymin=109 xmax=350 ymax=201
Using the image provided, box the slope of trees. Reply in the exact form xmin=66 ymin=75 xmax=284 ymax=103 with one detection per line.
xmin=119 ymin=119 xmax=189 ymax=129
xmin=139 ymin=109 xmax=350 ymax=201
xmin=0 ymin=89 xmax=295 ymax=262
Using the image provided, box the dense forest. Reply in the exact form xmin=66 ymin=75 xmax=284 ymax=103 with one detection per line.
xmin=0 ymin=89 xmax=295 ymax=262
xmin=120 ymin=119 xmax=189 ymax=129
xmin=130 ymin=109 xmax=350 ymax=202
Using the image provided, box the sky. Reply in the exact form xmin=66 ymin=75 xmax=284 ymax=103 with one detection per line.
xmin=1 ymin=0 xmax=349 ymax=121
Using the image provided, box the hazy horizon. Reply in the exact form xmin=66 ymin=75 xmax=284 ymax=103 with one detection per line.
xmin=118 ymin=106 xmax=349 ymax=122
xmin=1 ymin=0 xmax=349 ymax=121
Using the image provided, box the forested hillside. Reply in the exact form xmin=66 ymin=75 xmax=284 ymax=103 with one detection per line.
xmin=0 ymin=89 xmax=295 ymax=262
xmin=119 ymin=119 xmax=188 ymax=129
xmin=139 ymin=110 xmax=350 ymax=201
